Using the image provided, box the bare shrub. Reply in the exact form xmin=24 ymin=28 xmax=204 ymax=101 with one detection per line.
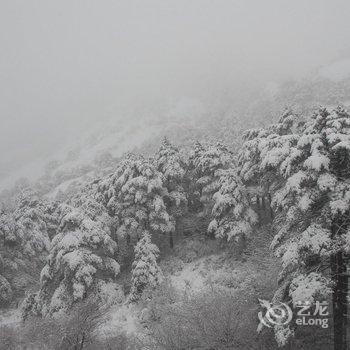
xmin=139 ymin=279 xmax=179 ymax=324
xmin=1 ymin=296 xmax=145 ymax=350
xmin=20 ymin=297 xmax=109 ymax=350
xmin=58 ymin=297 xmax=108 ymax=349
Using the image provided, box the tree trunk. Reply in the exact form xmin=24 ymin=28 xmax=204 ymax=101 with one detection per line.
xmin=331 ymin=249 xmax=348 ymax=350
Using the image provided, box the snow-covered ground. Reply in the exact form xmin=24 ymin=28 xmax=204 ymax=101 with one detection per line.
xmin=0 ymin=309 xmax=20 ymax=328
xmin=101 ymin=304 xmax=139 ymax=338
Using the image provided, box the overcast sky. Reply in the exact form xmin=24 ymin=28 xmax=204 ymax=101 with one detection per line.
xmin=1 ymin=0 xmax=350 ymax=178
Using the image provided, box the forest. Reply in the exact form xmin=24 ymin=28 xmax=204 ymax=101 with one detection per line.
xmin=1 ymin=1 xmax=350 ymax=349
xmin=1 ymin=103 xmax=350 ymax=349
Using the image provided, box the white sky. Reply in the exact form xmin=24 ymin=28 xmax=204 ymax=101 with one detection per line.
xmin=1 ymin=0 xmax=350 ymax=176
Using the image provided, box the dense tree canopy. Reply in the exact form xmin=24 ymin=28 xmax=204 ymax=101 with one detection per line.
xmin=99 ymin=154 xmax=173 ymax=246
xmin=208 ymin=169 xmax=257 ymax=244
xmin=0 ymin=189 xmax=58 ymax=306
xmin=24 ymin=185 xmax=120 ymax=316
xmin=241 ymin=107 xmax=350 ymax=346
xmin=2 ymin=112 xmax=348 ymax=349
xmin=191 ymin=142 xmax=233 ymax=213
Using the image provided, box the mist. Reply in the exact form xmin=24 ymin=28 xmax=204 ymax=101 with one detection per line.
xmin=1 ymin=0 xmax=350 ymax=182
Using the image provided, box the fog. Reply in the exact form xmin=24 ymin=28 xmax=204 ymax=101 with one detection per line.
xmin=1 ymin=0 xmax=350 ymax=182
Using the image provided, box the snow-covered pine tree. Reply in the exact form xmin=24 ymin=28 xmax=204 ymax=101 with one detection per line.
xmin=15 ymin=189 xmax=59 ymax=257
xmin=0 ymin=188 xmax=57 ymax=258
xmin=129 ymin=231 xmax=162 ymax=302
xmin=99 ymin=153 xmax=173 ymax=252
xmin=263 ymin=107 xmax=350 ymax=348
xmin=25 ymin=184 xmax=120 ymax=316
xmin=191 ymin=142 xmax=233 ymax=215
xmin=238 ymin=110 xmax=301 ymax=219
xmin=0 ymin=189 xmax=59 ymax=307
xmin=208 ymin=169 xmax=257 ymax=250
xmin=155 ymin=137 xmax=187 ymax=247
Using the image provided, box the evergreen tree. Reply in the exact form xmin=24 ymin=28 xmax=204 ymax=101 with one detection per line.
xmin=0 ymin=189 xmax=59 ymax=307
xmin=99 ymin=154 xmax=173 ymax=250
xmin=26 ymin=185 xmax=120 ymax=316
xmin=208 ymin=169 xmax=257 ymax=247
xmin=0 ymin=188 xmax=57 ymax=258
xmin=238 ymin=110 xmax=301 ymax=218
xmin=155 ymin=138 xmax=187 ymax=247
xmin=259 ymin=107 xmax=350 ymax=348
xmin=129 ymin=231 xmax=162 ymax=302
xmin=191 ymin=142 xmax=233 ymax=214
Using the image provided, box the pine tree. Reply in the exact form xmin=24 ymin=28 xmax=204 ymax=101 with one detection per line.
xmin=155 ymin=138 xmax=187 ymax=247
xmin=99 ymin=154 xmax=173 ymax=251
xmin=208 ymin=169 xmax=257 ymax=248
xmin=0 ymin=189 xmax=59 ymax=307
xmin=191 ymin=142 xmax=233 ymax=214
xmin=260 ymin=107 xmax=350 ymax=348
xmin=15 ymin=189 xmax=58 ymax=257
xmin=0 ymin=188 xmax=57 ymax=258
xmin=238 ymin=110 xmax=301 ymax=219
xmin=129 ymin=231 xmax=162 ymax=302
xmin=27 ymin=185 xmax=120 ymax=315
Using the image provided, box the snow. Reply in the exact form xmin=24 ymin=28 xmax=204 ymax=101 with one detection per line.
xmin=281 ymin=242 xmax=299 ymax=268
xmin=100 ymin=304 xmax=138 ymax=337
xmin=298 ymin=193 xmax=312 ymax=211
xmin=274 ymin=325 xmax=294 ymax=347
xmin=40 ymin=265 xmax=51 ymax=282
xmin=170 ymin=260 xmax=207 ymax=293
xmin=298 ymin=225 xmax=332 ymax=255
xmin=317 ymin=173 xmax=336 ymax=191
xmin=0 ymin=309 xmax=20 ymax=328
xmin=304 ymin=153 xmax=330 ymax=171
xmin=286 ymin=171 xmax=307 ymax=192
xmin=330 ymin=198 xmax=350 ymax=216
xmin=209 ymin=168 xmax=256 ymax=242
xmin=289 ymin=273 xmax=332 ymax=306
xmin=97 ymin=281 xmax=124 ymax=306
